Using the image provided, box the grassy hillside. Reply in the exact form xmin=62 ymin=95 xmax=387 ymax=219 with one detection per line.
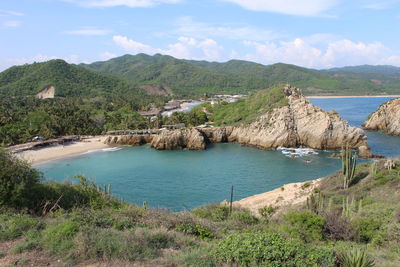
xmin=210 ymin=85 xmax=289 ymax=125
xmin=1 ymin=149 xmax=400 ymax=266
xmin=83 ymin=53 xmax=400 ymax=96
xmin=0 ymin=59 xmax=137 ymax=97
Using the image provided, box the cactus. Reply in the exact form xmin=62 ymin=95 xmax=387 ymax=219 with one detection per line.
xmin=306 ymin=191 xmax=325 ymax=214
xmin=342 ymin=144 xmax=357 ymax=189
xmin=370 ymin=161 xmax=377 ymax=176
xmin=342 ymin=196 xmax=360 ymax=217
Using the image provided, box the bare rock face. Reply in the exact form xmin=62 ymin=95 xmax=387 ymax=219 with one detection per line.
xmin=36 ymin=86 xmax=55 ymax=99
xmin=363 ymin=98 xmax=400 ymax=136
xmin=105 ymin=135 xmax=154 ymax=146
xmin=104 ymin=85 xmax=372 ymax=157
xmin=150 ymin=128 xmax=206 ymax=150
xmin=201 ymin=85 xmax=370 ymax=156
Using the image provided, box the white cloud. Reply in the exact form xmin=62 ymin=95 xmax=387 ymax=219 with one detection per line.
xmin=0 ymin=9 xmax=24 ymax=17
xmin=1 ymin=20 xmax=22 ymax=28
xmin=243 ymin=38 xmax=400 ymax=68
xmin=174 ymin=17 xmax=282 ymax=42
xmin=100 ymin=51 xmax=117 ymax=60
xmin=112 ymin=34 xmax=400 ymax=68
xmin=112 ymin=35 xmax=225 ymax=61
xmin=222 ymin=0 xmax=339 ymax=16
xmin=112 ymin=35 xmax=162 ymax=54
xmin=65 ymin=28 xmax=110 ymax=35
xmin=363 ymin=0 xmax=400 ymax=10
xmin=63 ymin=0 xmax=181 ymax=8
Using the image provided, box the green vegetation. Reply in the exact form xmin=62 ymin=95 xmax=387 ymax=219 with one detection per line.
xmin=83 ymin=53 xmax=400 ymax=96
xmin=342 ymin=145 xmax=357 ymax=189
xmin=211 ymin=85 xmax=288 ymax=125
xmin=1 ymin=55 xmax=399 ymax=145
xmin=0 ymin=88 xmax=167 ymax=146
xmin=1 ymin=148 xmax=400 ymax=265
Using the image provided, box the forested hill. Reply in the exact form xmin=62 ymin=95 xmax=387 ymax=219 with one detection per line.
xmin=82 ymin=53 xmax=400 ymax=96
xmin=2 ymin=55 xmax=400 ymax=98
xmin=0 ymin=59 xmax=141 ymax=97
xmin=327 ymin=65 xmax=400 ymax=76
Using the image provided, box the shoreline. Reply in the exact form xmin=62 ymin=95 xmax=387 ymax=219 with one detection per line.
xmin=306 ymin=95 xmax=400 ymax=99
xmin=15 ymin=136 xmax=110 ymax=166
xmin=234 ymin=178 xmax=322 ymax=215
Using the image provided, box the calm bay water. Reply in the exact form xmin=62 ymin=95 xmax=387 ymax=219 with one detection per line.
xmin=38 ymin=97 xmax=400 ymax=211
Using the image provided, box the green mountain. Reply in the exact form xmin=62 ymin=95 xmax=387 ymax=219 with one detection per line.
xmin=1 ymin=55 xmax=400 ymax=98
xmin=327 ymin=65 xmax=400 ymax=76
xmin=0 ymin=59 xmax=138 ymax=97
xmin=82 ymin=53 xmax=400 ymax=96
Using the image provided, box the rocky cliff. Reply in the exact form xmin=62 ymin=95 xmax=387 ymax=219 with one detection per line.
xmin=105 ymin=85 xmax=372 ymax=157
xmin=363 ymin=98 xmax=400 ymax=136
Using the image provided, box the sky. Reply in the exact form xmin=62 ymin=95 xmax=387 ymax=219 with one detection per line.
xmin=1 ymin=0 xmax=400 ymax=71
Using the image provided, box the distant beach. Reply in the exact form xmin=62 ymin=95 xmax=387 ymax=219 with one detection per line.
xmin=306 ymin=95 xmax=400 ymax=99
xmin=15 ymin=136 xmax=110 ymax=165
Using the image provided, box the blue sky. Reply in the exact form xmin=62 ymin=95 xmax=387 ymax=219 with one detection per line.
xmin=1 ymin=0 xmax=400 ymax=71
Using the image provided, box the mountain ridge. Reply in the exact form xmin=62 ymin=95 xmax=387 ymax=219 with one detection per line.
xmin=2 ymin=54 xmax=400 ymax=97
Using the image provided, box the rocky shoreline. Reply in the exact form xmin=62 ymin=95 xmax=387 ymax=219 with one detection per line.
xmin=363 ymin=98 xmax=400 ymax=136
xmin=106 ymin=86 xmax=374 ymax=158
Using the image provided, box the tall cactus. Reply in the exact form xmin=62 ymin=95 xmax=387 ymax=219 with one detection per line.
xmin=342 ymin=144 xmax=357 ymax=190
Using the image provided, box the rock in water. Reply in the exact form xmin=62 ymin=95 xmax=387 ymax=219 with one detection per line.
xmin=201 ymin=85 xmax=371 ymax=156
xmin=150 ymin=128 xmax=206 ymax=150
xmin=363 ymin=98 xmax=400 ymax=136
xmin=105 ymin=85 xmax=373 ymax=157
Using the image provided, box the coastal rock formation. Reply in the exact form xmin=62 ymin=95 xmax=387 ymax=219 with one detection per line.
xmin=363 ymin=98 xmax=400 ymax=136
xmin=105 ymin=134 xmax=153 ymax=146
xmin=201 ymin=85 xmax=371 ymax=156
xmin=150 ymin=128 xmax=206 ymax=150
xmin=105 ymin=85 xmax=373 ymax=157
xmin=105 ymin=128 xmax=206 ymax=150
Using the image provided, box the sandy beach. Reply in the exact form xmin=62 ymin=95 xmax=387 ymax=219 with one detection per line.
xmin=306 ymin=95 xmax=400 ymax=99
xmin=15 ymin=136 xmax=110 ymax=166
xmin=234 ymin=178 xmax=322 ymax=215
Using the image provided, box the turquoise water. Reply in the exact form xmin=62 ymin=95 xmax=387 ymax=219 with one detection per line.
xmin=310 ymin=97 xmax=400 ymax=157
xmin=38 ymin=97 xmax=400 ymax=211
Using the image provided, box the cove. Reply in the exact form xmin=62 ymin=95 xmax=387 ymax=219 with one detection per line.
xmin=37 ymin=97 xmax=400 ymax=211
xmin=39 ymin=144 xmax=340 ymax=211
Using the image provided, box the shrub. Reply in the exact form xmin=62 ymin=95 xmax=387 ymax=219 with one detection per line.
xmin=337 ymin=247 xmax=375 ymax=267
xmin=323 ymin=212 xmax=355 ymax=241
xmin=41 ymin=219 xmax=79 ymax=254
xmin=192 ymin=204 xmax=230 ymax=222
xmin=230 ymin=210 xmax=259 ymax=225
xmin=353 ymin=219 xmax=382 ymax=243
xmin=259 ymin=205 xmax=277 ymax=220
xmin=176 ymin=222 xmax=216 ymax=241
xmin=212 ymin=232 xmax=335 ymax=266
xmin=73 ymin=227 xmax=179 ymax=261
xmin=0 ymin=149 xmax=41 ymax=209
xmin=12 ymin=230 xmax=41 ymax=253
xmin=283 ymin=211 xmax=325 ymax=242
xmin=0 ymin=213 xmax=41 ymax=241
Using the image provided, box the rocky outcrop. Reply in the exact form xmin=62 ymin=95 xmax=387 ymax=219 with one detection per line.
xmin=105 ymin=128 xmax=206 ymax=150
xmin=36 ymin=86 xmax=55 ymax=99
xmin=105 ymin=85 xmax=373 ymax=157
xmin=363 ymin=98 xmax=400 ymax=136
xmin=150 ymin=128 xmax=205 ymax=150
xmin=200 ymin=85 xmax=371 ymax=156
